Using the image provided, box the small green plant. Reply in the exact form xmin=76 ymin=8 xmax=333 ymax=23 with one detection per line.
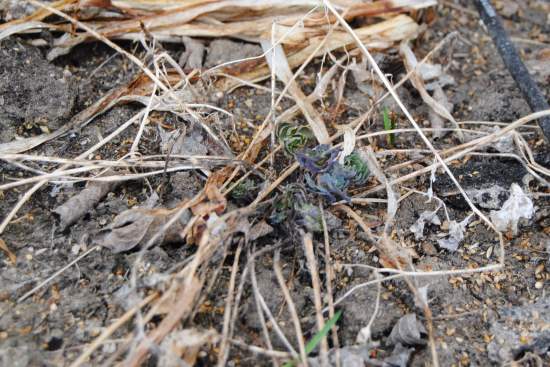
xmin=343 ymin=152 xmax=369 ymax=185
xmin=230 ymin=178 xmax=256 ymax=201
xmin=282 ymin=310 xmax=343 ymax=367
xmin=277 ymin=123 xmax=314 ymax=155
xmin=269 ymin=184 xmax=307 ymax=225
xmin=382 ymin=107 xmax=396 ymax=146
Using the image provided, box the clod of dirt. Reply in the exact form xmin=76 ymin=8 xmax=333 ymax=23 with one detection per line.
xmin=384 ymin=343 xmax=415 ymax=367
xmin=0 ymin=39 xmax=75 ymax=132
xmin=308 ymin=343 xmax=414 ymax=367
xmin=487 ymin=297 xmax=550 ymax=363
xmin=205 ymin=39 xmax=263 ymax=68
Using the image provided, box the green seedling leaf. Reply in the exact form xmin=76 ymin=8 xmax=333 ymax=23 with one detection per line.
xmin=283 ymin=310 xmax=343 ymax=367
xmin=383 ymin=107 xmax=395 ymax=146
xmin=229 ymin=178 xmax=257 ymax=201
xmin=277 ymin=123 xmax=314 ymax=155
xmin=344 ymin=152 xmax=369 ymax=185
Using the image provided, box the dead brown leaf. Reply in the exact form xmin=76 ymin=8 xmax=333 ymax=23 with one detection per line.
xmin=97 ymin=206 xmax=190 ymax=253
xmin=53 ymin=178 xmax=120 ymax=230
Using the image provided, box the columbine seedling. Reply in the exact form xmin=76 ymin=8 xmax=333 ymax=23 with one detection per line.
xmin=230 ymin=178 xmax=257 ymax=201
xmin=277 ymin=123 xmax=314 ymax=155
xmin=344 ymin=151 xmax=370 ymax=185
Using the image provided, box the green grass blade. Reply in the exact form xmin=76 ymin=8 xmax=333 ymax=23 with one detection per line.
xmin=383 ymin=107 xmax=392 ymax=131
xmin=305 ymin=310 xmax=342 ymax=355
xmin=382 ymin=107 xmax=395 ymax=145
xmin=282 ymin=310 xmax=342 ymax=367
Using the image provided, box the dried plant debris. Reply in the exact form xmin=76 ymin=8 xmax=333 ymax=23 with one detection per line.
xmin=95 ymin=193 xmax=191 ymax=253
xmin=4 ymin=1 xmax=549 ymax=366
xmin=158 ymin=328 xmax=219 ymax=367
xmin=437 ymin=215 xmax=472 ymax=252
xmin=96 ymin=206 xmax=190 ymax=253
xmin=429 ymin=85 xmax=453 ymax=139
xmin=178 ymin=37 xmax=205 ymax=69
xmin=490 ymin=183 xmax=535 ymax=235
xmin=388 ymin=314 xmax=427 ymax=346
xmin=410 ymin=209 xmax=441 ymax=240
xmin=53 ymin=177 xmax=120 ymax=230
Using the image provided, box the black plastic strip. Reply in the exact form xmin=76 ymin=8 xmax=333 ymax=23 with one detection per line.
xmin=473 ymin=0 xmax=550 ymax=143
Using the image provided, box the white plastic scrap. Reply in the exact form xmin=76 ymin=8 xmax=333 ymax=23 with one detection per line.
xmin=339 ymin=126 xmax=356 ymax=164
xmin=437 ymin=214 xmax=472 ymax=252
xmin=414 ymin=285 xmax=429 ymax=309
xmin=490 ymin=184 xmax=534 ymax=235
xmin=410 ymin=210 xmax=441 ymax=240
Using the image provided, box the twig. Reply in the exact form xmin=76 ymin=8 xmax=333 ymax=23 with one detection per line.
xmin=69 ymin=292 xmax=159 ymax=367
xmin=18 ymin=245 xmax=99 ymax=303
xmin=249 ymin=247 xmax=282 ymax=365
xmin=302 ymin=232 xmax=329 ymax=367
xmin=217 ymin=242 xmax=243 ymax=366
xmin=273 ymin=249 xmax=308 ymax=366
xmin=320 ymin=203 xmax=340 ymax=367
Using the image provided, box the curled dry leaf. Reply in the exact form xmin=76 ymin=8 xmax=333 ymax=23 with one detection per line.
xmin=187 ymin=174 xmax=227 ymax=245
xmin=389 ymin=313 xmax=427 ymax=346
xmin=53 ymin=177 xmax=120 ymax=230
xmin=400 ymin=42 xmax=464 ymax=142
xmin=97 ymin=206 xmax=191 ymax=253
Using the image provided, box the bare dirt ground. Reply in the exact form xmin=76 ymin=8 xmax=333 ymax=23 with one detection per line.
xmin=0 ymin=1 xmax=549 ymax=366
